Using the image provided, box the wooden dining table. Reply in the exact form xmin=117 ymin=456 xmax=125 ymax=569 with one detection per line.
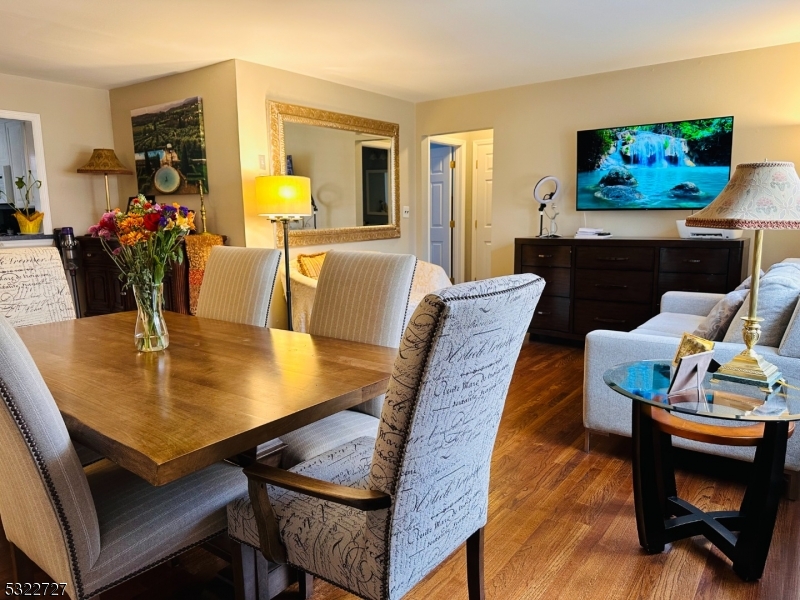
xmin=17 ymin=311 xmax=397 ymax=486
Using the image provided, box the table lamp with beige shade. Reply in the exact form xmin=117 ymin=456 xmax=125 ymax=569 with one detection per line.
xmin=255 ymin=175 xmax=312 ymax=331
xmin=686 ymin=161 xmax=800 ymax=387
xmin=77 ymin=149 xmax=132 ymax=213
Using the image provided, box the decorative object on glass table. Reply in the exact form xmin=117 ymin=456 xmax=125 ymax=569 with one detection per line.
xmin=687 ymin=161 xmax=800 ymax=388
xmin=672 ymin=332 xmax=715 ymax=366
xmin=88 ymin=194 xmax=195 ymax=351
xmin=667 ymin=350 xmax=714 ymax=395
xmin=533 ymin=175 xmax=561 ymax=237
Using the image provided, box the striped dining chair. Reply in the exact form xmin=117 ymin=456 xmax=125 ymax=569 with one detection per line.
xmin=195 ymin=247 xmax=282 ymax=326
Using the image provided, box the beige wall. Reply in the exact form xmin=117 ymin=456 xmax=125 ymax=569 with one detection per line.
xmin=234 ymin=59 xmax=416 ymax=256
xmin=109 ymin=61 xmax=243 ymax=244
xmin=417 ymin=43 xmax=800 ymax=275
xmin=0 ymin=72 xmax=115 ymax=234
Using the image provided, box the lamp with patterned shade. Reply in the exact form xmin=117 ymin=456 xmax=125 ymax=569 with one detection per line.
xmin=686 ymin=161 xmax=800 ymax=387
xmin=77 ymin=149 xmax=132 ymax=213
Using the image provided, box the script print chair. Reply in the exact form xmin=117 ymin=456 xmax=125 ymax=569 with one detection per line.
xmin=196 ymin=246 xmax=282 ymax=326
xmin=278 ymin=250 xmax=417 ymax=468
xmin=0 ymin=315 xmax=249 ymax=599
xmin=228 ymin=273 xmax=544 ymax=600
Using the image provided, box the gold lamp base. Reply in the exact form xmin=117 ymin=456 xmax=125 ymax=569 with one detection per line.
xmin=714 ymin=348 xmax=782 ymax=388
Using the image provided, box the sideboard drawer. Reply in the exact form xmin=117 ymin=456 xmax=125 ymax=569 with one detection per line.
xmin=520 ymin=266 xmax=570 ymax=297
xmin=575 ymin=269 xmax=653 ymax=304
xmin=660 ymin=248 xmax=730 ymax=274
xmin=573 ymin=300 xmax=653 ymax=335
xmin=530 ymin=296 xmax=570 ymax=332
xmin=520 ymin=244 xmax=571 ymax=268
xmin=576 ymin=246 xmax=655 ymax=271
xmin=658 ymin=272 xmax=728 ymax=296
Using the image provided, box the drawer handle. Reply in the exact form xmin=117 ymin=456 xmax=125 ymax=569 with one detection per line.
xmin=538 ymin=254 xmax=553 ymax=258
xmin=597 ymin=257 xmax=630 ymax=262
xmin=594 ymin=317 xmax=626 ymax=324
xmin=684 ymin=259 xmax=701 ymax=263
xmin=536 ymin=311 xmax=552 ymax=315
xmin=85 ymin=252 xmax=93 ymax=257
xmin=594 ymin=284 xmax=628 ymax=290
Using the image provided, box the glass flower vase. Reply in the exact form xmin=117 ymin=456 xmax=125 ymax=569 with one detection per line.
xmin=133 ymin=283 xmax=169 ymax=352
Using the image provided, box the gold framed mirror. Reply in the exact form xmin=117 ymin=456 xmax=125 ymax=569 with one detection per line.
xmin=270 ymin=101 xmax=400 ymax=247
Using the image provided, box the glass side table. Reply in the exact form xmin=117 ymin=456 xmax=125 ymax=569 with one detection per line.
xmin=604 ymin=360 xmax=800 ymax=581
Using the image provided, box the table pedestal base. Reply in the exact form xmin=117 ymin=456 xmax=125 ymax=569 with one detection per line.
xmin=632 ymin=403 xmax=789 ymax=581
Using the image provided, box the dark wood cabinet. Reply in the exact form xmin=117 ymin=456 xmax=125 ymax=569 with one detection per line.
xmin=514 ymin=237 xmax=749 ymax=340
xmin=77 ymin=236 xmax=190 ymax=317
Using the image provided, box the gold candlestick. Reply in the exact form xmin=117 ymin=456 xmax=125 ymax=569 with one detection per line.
xmin=199 ymin=180 xmax=208 ymax=234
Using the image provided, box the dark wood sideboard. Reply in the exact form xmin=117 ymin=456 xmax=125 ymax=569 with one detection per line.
xmin=514 ymin=237 xmax=749 ymax=340
xmin=77 ymin=235 xmax=190 ymax=317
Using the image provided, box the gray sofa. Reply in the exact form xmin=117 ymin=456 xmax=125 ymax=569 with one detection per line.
xmin=583 ymin=266 xmax=800 ymax=497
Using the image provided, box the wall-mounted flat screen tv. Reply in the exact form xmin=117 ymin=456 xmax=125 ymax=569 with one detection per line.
xmin=576 ymin=116 xmax=733 ymax=211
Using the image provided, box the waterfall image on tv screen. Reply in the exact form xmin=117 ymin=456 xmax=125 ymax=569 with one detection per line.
xmin=576 ymin=116 xmax=733 ymax=210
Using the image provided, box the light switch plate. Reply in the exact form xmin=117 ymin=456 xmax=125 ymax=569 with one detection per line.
xmin=402 ymin=206 xmax=410 ymax=218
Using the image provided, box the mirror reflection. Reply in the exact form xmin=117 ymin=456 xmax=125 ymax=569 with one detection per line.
xmin=0 ymin=118 xmax=42 ymax=233
xmin=284 ymin=122 xmax=391 ymax=230
xmin=270 ymin=101 xmax=400 ymax=247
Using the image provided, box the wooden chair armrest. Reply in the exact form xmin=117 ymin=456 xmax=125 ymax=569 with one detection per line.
xmin=243 ymin=463 xmax=392 ymax=511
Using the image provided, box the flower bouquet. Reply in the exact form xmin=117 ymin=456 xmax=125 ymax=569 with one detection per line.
xmin=90 ymin=194 xmax=194 ymax=351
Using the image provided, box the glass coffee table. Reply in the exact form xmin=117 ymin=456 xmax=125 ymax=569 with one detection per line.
xmin=604 ymin=360 xmax=800 ymax=581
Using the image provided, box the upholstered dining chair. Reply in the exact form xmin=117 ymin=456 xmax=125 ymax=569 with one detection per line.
xmin=195 ymin=246 xmax=282 ymax=326
xmin=278 ymin=250 xmax=417 ymax=468
xmin=0 ymin=315 xmax=249 ymax=599
xmin=228 ymin=273 xmax=544 ymax=600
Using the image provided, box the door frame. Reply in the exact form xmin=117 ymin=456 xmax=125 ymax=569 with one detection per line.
xmin=471 ymin=138 xmax=493 ymax=280
xmin=424 ymin=135 xmax=467 ymax=283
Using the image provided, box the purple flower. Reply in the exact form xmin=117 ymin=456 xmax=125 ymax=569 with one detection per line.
xmin=112 ymin=247 xmax=122 ymax=255
xmin=179 ymin=206 xmax=189 ymax=217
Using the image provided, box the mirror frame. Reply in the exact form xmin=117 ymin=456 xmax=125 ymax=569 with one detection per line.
xmin=269 ymin=101 xmax=400 ymax=247
xmin=0 ymin=110 xmax=52 ymax=236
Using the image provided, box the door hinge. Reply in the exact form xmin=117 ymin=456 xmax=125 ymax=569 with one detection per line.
xmin=449 ymin=276 xmax=455 ymax=284
xmin=449 ymin=220 xmax=455 ymax=229
xmin=475 ymin=220 xmax=478 ymax=229
xmin=476 ymin=160 xmax=478 ymax=169
xmin=449 ymin=160 xmax=456 ymax=169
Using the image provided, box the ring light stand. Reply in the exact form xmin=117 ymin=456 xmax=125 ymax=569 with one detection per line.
xmin=534 ymin=176 xmax=561 ymax=238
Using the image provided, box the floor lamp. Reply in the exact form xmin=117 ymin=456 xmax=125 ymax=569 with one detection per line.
xmin=687 ymin=161 xmax=800 ymax=388
xmin=255 ymin=175 xmax=312 ymax=331
xmin=77 ymin=149 xmax=132 ymax=213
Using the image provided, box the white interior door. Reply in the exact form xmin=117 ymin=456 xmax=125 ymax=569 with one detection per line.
xmin=472 ymin=139 xmax=493 ymax=280
xmin=429 ymin=143 xmax=452 ymax=277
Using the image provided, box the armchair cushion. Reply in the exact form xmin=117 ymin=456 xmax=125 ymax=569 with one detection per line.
xmin=693 ymin=288 xmax=749 ymax=341
xmin=722 ymin=262 xmax=800 ymax=346
xmin=279 ymin=410 xmax=379 ymax=468
xmin=296 ymin=252 xmax=327 ymax=279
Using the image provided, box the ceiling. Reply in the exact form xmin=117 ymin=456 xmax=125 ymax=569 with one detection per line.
xmin=1 ymin=0 xmax=799 ymax=102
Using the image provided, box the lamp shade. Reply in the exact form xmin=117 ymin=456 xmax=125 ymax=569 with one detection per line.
xmin=255 ymin=175 xmax=312 ymax=218
xmin=685 ymin=161 xmax=800 ymax=230
xmin=77 ymin=149 xmax=132 ymax=174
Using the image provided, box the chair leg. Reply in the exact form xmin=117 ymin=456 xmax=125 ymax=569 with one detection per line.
xmin=466 ymin=528 xmax=485 ymax=600
xmin=231 ymin=541 xmax=258 ymax=600
xmin=9 ymin=543 xmax=36 ymax=584
xmin=298 ymin=570 xmax=313 ymax=598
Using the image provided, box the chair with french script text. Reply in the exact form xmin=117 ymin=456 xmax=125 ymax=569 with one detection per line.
xmin=227 ymin=274 xmax=544 ymax=600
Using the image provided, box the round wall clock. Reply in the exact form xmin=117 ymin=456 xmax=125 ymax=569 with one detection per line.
xmin=154 ymin=165 xmax=181 ymax=194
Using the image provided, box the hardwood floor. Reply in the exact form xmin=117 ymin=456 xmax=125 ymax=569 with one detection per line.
xmin=3 ymin=338 xmax=799 ymax=599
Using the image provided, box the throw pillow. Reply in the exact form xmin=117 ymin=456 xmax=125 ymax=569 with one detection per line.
xmin=693 ymin=288 xmax=749 ymax=341
xmin=734 ymin=270 xmax=764 ymax=291
xmin=722 ymin=262 xmax=800 ymax=347
xmin=296 ymin=252 xmax=327 ymax=279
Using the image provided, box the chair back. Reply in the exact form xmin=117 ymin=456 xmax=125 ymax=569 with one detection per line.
xmin=369 ymin=274 xmax=544 ymax=599
xmin=0 ymin=247 xmax=75 ymax=326
xmin=195 ymin=247 xmax=281 ymax=326
xmin=310 ymin=251 xmax=417 ymax=418
xmin=0 ymin=316 xmax=99 ymax=599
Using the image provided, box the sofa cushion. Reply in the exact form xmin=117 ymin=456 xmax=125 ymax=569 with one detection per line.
xmin=780 ymin=300 xmax=800 ymax=358
xmin=693 ymin=288 xmax=749 ymax=341
xmin=632 ymin=312 xmax=705 ymax=338
xmin=296 ymin=251 xmax=327 ymax=279
xmin=722 ymin=262 xmax=800 ymax=347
